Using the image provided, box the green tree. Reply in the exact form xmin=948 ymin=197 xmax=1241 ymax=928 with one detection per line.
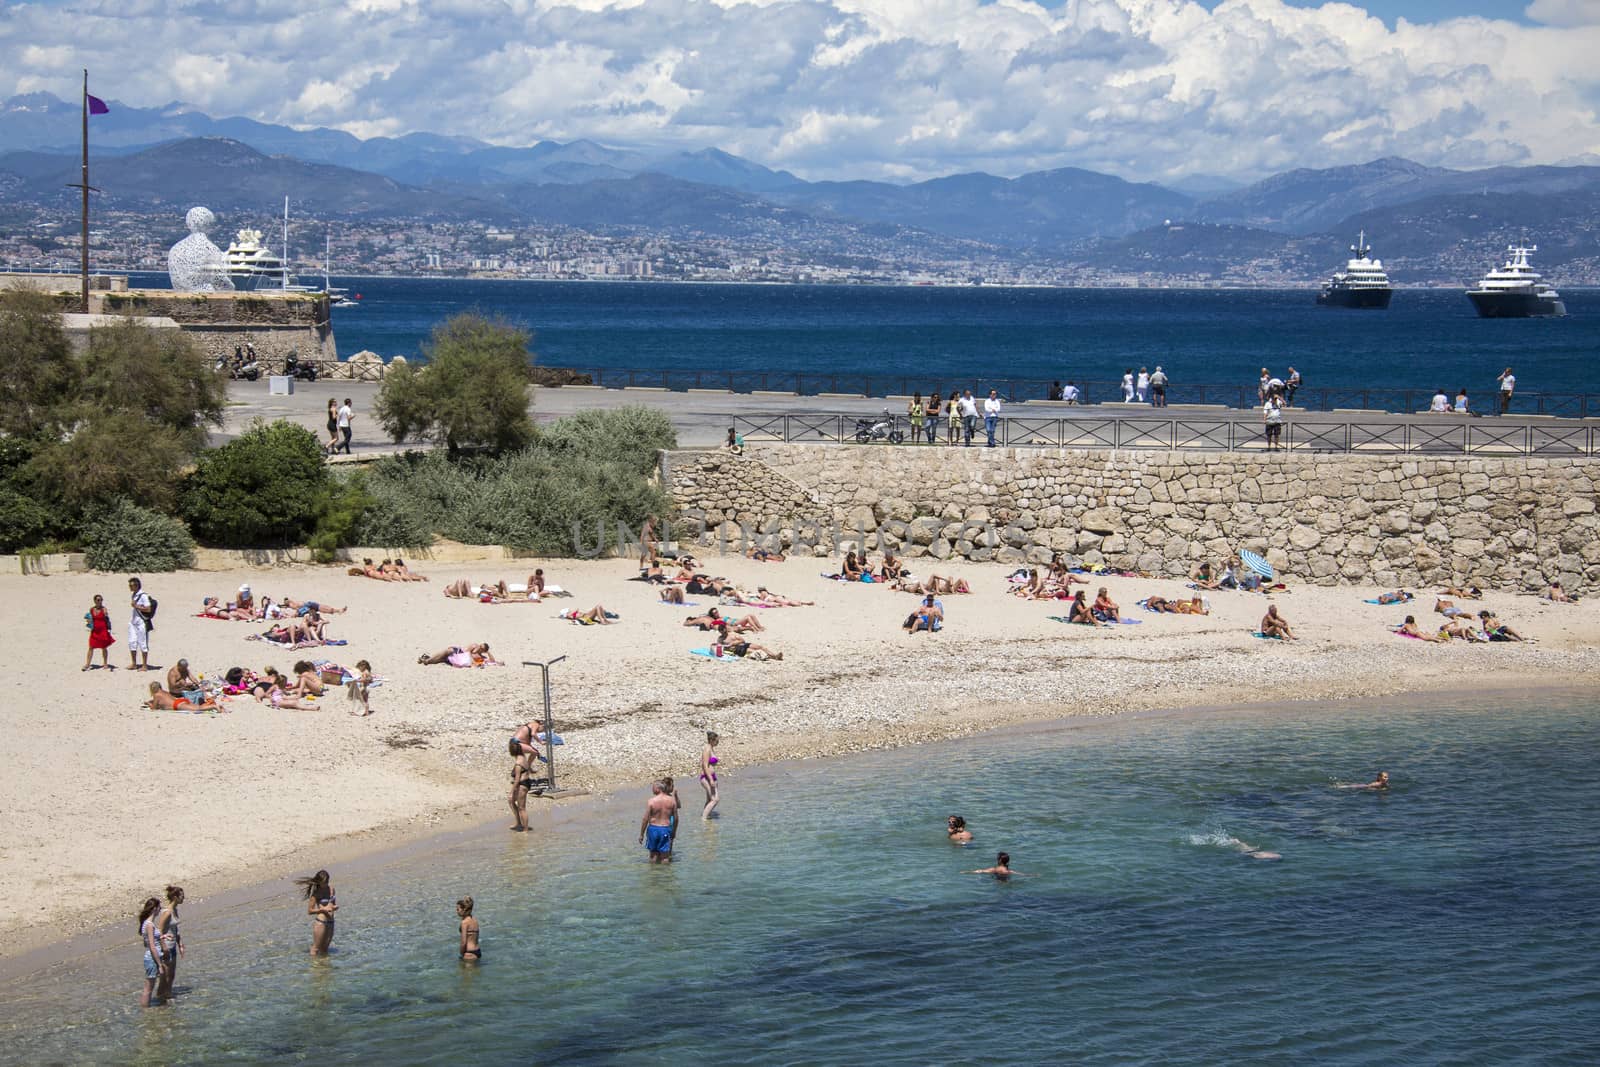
xmin=181 ymin=420 xmax=331 ymax=545
xmin=28 ymin=412 xmax=194 ymax=513
xmin=374 ymin=313 xmax=535 ymax=454
xmin=82 ymin=497 xmax=195 ymax=572
xmin=0 ymin=289 xmax=77 ymax=437
xmin=80 ymin=317 xmax=226 ymax=441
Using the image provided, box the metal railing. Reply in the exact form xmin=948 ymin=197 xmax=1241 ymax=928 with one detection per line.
xmin=572 ymin=365 xmax=1598 ymax=417
xmin=731 ymin=414 xmax=1600 ymax=457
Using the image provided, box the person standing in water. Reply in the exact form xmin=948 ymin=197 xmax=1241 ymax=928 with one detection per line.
xmin=296 ymin=869 xmax=337 ymax=956
xmin=640 ymin=781 xmax=677 ymax=863
xmin=457 ymin=897 xmax=481 ymax=961
xmin=155 ymin=885 xmax=185 ymax=1001
xmin=138 ymin=896 xmax=167 ymax=1007
xmin=947 ymin=815 xmax=973 ymax=843
xmin=663 ymin=775 xmax=683 ymax=846
xmin=965 ymin=852 xmax=1025 ymax=880
xmin=700 ymin=731 xmax=721 ymax=819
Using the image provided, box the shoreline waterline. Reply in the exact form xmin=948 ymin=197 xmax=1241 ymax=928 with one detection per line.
xmin=4 ymin=677 xmax=1588 ymax=986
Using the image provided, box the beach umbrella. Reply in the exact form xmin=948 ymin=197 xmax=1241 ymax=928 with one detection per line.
xmin=1239 ymin=549 xmax=1274 ymax=580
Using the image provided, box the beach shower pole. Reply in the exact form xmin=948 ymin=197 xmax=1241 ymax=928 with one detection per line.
xmin=522 ymin=656 xmax=572 ymax=795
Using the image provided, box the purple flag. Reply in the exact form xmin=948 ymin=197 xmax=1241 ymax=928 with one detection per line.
xmin=87 ymin=94 xmax=109 ymax=115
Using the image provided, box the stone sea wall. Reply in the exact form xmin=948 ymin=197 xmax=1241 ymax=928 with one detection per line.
xmin=661 ymin=444 xmax=1600 ymax=592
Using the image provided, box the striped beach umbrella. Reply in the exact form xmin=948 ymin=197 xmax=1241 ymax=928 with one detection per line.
xmin=1239 ymin=549 xmax=1274 ymax=580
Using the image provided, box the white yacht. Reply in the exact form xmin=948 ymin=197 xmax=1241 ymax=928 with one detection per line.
xmin=1316 ymin=231 xmax=1392 ymax=309
xmin=1466 ymin=245 xmax=1566 ymax=318
xmin=224 ymin=228 xmax=291 ymax=290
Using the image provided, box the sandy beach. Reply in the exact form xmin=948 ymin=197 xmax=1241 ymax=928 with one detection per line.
xmin=4 ymin=554 xmax=1597 ymax=958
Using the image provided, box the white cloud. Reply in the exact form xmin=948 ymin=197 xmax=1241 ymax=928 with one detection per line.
xmin=1 ymin=0 xmax=1596 ymax=181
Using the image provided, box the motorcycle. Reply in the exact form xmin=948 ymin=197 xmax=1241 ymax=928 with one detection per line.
xmin=854 ymin=409 xmax=905 ymax=444
xmin=282 ymin=352 xmax=319 ymax=382
xmin=216 ymin=350 xmax=260 ymax=381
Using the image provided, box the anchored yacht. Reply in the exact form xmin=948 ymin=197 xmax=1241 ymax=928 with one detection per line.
xmin=1316 ymin=231 xmax=1392 ymax=309
xmin=1466 ymin=245 xmax=1566 ymax=318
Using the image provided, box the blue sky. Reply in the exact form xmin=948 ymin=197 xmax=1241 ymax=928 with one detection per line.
xmin=3 ymin=0 xmax=1596 ymax=182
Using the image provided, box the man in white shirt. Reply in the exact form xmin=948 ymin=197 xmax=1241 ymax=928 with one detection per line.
xmin=336 ymin=398 xmax=354 ymax=454
xmin=1497 ymin=368 xmax=1515 ymax=415
xmin=1429 ymin=389 xmax=1450 ymax=413
xmin=983 ymin=390 xmax=1002 ymax=447
xmin=1121 ymin=369 xmax=1135 ymax=403
xmin=128 ymin=576 xmax=153 ymax=671
xmin=1062 ymin=382 xmax=1080 ymax=404
xmin=959 ymin=391 xmax=979 ymax=446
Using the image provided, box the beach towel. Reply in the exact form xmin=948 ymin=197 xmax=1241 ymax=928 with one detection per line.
xmin=690 ymin=647 xmax=740 ymax=660
xmin=1047 ymin=614 xmax=1138 ymax=625
xmin=658 ymin=600 xmax=702 ymax=607
xmin=193 ymin=613 xmax=245 ymax=621
xmin=1364 ymin=597 xmax=1413 ymax=605
xmin=1251 ymin=631 xmax=1282 ymax=640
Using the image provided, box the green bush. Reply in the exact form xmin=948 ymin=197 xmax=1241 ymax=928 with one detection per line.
xmin=82 ymin=498 xmax=195 ymax=572
xmin=28 ymin=413 xmax=194 ymax=514
xmin=181 ymin=420 xmax=331 ymax=545
xmin=374 ymin=313 xmax=536 ymax=455
xmin=538 ymin=405 xmax=676 ymax=476
xmin=307 ymin=471 xmax=375 ymax=563
xmin=0 ymin=487 xmax=55 ymax=552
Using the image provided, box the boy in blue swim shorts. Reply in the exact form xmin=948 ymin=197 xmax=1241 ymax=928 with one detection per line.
xmin=639 ymin=781 xmax=678 ymax=864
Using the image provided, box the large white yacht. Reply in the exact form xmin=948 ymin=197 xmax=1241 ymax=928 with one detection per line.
xmin=224 ymin=228 xmax=291 ymax=290
xmin=1315 ymin=231 xmax=1392 ymax=309
xmin=1466 ymin=245 xmax=1566 ymax=318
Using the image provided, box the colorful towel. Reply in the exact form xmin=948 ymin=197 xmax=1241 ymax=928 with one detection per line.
xmin=658 ymin=600 xmax=702 ymax=607
xmin=690 ymin=648 xmax=739 ymax=660
xmin=1364 ymin=597 xmax=1413 ymax=605
xmin=1046 ymin=614 xmax=1138 ymax=625
xmin=1251 ymin=631 xmax=1282 ymax=640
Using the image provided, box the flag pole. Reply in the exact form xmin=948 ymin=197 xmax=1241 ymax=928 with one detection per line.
xmin=79 ymin=69 xmax=89 ymax=313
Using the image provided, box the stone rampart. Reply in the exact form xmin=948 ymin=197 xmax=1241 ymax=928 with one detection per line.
xmin=661 ymin=444 xmax=1600 ymax=592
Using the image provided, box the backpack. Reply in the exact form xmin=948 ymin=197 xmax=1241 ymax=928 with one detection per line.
xmin=142 ymin=595 xmax=159 ymax=632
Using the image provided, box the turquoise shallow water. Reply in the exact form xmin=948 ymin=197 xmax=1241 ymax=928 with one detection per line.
xmin=7 ymin=692 xmax=1600 ymax=1065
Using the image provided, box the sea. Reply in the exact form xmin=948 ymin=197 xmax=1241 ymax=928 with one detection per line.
xmin=6 ymin=690 xmax=1598 ymax=1065
xmin=131 ymin=275 xmax=1600 ymax=405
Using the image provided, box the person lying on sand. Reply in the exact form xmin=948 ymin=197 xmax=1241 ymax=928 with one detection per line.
xmin=715 ymin=630 xmax=784 ymax=661
xmin=419 ymin=643 xmax=502 ymax=667
xmin=1092 ymin=587 xmax=1121 ymax=622
xmin=685 ymin=574 xmax=734 ymax=597
xmin=281 ymin=597 xmax=346 ymax=615
xmin=684 ymin=608 xmax=763 ymax=633
xmin=746 ymin=546 xmax=786 ymax=562
xmin=145 ymin=682 xmax=220 ymax=711
xmin=895 ymin=575 xmax=971 ymax=595
xmin=639 ymin=558 xmax=667 ymax=583
xmin=1436 ymin=618 xmax=1486 ymax=642
xmin=1547 ymin=581 xmax=1577 ymax=604
xmin=1434 ymin=598 xmax=1472 ymax=619
xmin=1260 ymin=605 xmax=1297 ymax=640
xmin=559 ymin=605 xmax=617 ymax=625
xmin=1394 ymin=615 xmax=1443 ymax=642
xmin=1376 ymin=589 xmax=1415 ymax=604
xmin=357 ymin=558 xmax=398 ymax=581
xmin=660 ymin=585 xmax=687 ymax=604
xmin=200 ymin=596 xmax=253 ymax=621
xmin=256 ymin=677 xmax=317 ymax=710
xmin=253 ymin=619 xmax=325 ymax=648
xmin=1436 ymin=585 xmax=1482 ymax=600
xmin=748 ymin=587 xmax=812 ymax=607
xmin=393 ymin=558 xmax=428 ymax=582
xmin=1478 ymin=610 xmax=1526 ymax=642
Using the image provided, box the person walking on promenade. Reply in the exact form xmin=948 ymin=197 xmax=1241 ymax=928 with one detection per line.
xmin=1497 ymin=368 xmax=1515 ymax=414
xmin=983 ymin=389 xmax=1002 ymax=447
xmin=1263 ymin=394 xmax=1285 ymax=451
xmin=908 ymin=392 xmax=925 ymax=445
xmin=84 ymin=593 xmax=115 ymax=671
xmin=1135 ymin=367 xmax=1150 ymax=404
xmin=1121 ymin=368 xmax=1135 ymax=402
xmin=1285 ymin=367 xmax=1302 ymax=407
xmin=324 ymin=398 xmax=339 ymax=455
xmin=1150 ymin=366 xmax=1168 ymax=407
xmin=640 ymin=781 xmax=677 ymax=863
xmin=128 ymin=576 xmax=154 ymax=672
xmin=924 ymin=390 xmax=941 ymax=444
xmin=336 ymin=398 xmax=354 ymax=454
xmin=959 ymin=390 xmax=979 ymax=446
xmin=946 ymin=389 xmax=961 ymax=444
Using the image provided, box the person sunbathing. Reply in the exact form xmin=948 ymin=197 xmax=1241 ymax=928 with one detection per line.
xmin=200 ymin=596 xmax=247 ymax=620
xmin=660 ymin=585 xmax=687 ymax=604
xmin=443 ymin=579 xmax=475 ymax=599
xmin=357 ymin=558 xmax=398 ymax=581
xmin=393 ymin=558 xmax=429 ymax=582
xmin=529 ymin=569 xmax=549 ymax=597
xmin=904 ymin=595 xmax=944 ymax=634
xmin=1069 ymin=591 xmax=1100 ymax=626
xmin=747 ymin=546 xmax=786 ymax=562
xmin=257 ymin=678 xmax=316 ymax=709
xmin=880 ymin=551 xmax=904 ymax=580
xmin=1436 ymin=585 xmax=1482 ymax=599
xmin=291 ymin=660 xmax=326 ymax=698
xmin=639 ymin=558 xmax=667 ymax=583
xmin=1191 ymin=562 xmax=1224 ymax=590
xmin=145 ymin=682 xmax=220 ymax=711
xmin=258 ymin=618 xmax=322 ymax=648
xmin=1375 ymin=589 xmax=1415 ymax=604
xmin=1547 ymin=581 xmax=1577 ymax=604
xmin=685 ymin=574 xmax=732 ymax=597
xmin=1394 ymin=615 xmax=1443 ymax=642
xmin=715 ymin=624 xmax=784 ymax=661
xmin=1015 ymin=569 xmax=1046 ymax=599
xmin=418 ymin=643 xmax=502 ymax=667
xmin=671 ymin=564 xmax=698 ymax=583
xmin=1172 ymin=597 xmax=1209 ymax=615
xmin=560 ymin=604 xmax=616 ymax=625
xmin=750 ymin=587 xmax=812 ymax=607
xmin=1145 ymin=595 xmax=1174 ymax=613
xmin=1478 ymin=611 xmax=1526 ymax=642
xmin=1259 ymin=605 xmax=1297 ymax=640
xmin=1092 ymin=587 xmax=1121 ymax=622
xmin=1434 ymin=598 xmax=1472 ymax=619
xmin=282 ymin=597 xmax=346 ymax=615
xmin=1436 ymin=618 xmax=1484 ymax=642
xmin=685 ymin=608 xmax=763 ymax=633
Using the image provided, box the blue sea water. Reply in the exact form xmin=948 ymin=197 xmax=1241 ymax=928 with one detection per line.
xmin=132 ymin=275 xmax=1600 ymax=405
xmin=5 ymin=691 xmax=1599 ymax=1065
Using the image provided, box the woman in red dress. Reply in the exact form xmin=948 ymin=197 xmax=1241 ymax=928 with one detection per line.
xmin=84 ymin=593 xmax=116 ymax=671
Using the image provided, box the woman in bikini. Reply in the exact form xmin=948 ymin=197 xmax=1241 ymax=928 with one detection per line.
xmin=155 ymin=885 xmax=185 ymax=1002
xmin=139 ymin=896 xmax=167 ymax=1007
xmin=419 ymin=643 xmax=501 ymax=666
xmin=700 ymin=731 xmax=721 ymax=819
xmin=457 ymin=898 xmax=481 ymax=961
xmin=146 ymin=682 xmax=220 ymax=711
xmin=393 ymin=559 xmax=428 ymax=582
xmin=1395 ymin=615 xmax=1443 ymax=642
xmin=560 ymin=604 xmax=615 ymax=625
xmin=85 ymin=593 xmax=116 ymax=670
xmin=1376 ymin=589 xmax=1415 ymax=605
xmin=292 ymin=660 xmax=326 ymax=698
xmin=752 ymin=587 xmax=813 ymax=607
xmin=297 ymin=869 xmax=337 ymax=956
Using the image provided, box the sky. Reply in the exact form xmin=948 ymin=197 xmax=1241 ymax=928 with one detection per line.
xmin=1 ymin=0 xmax=1598 ymax=183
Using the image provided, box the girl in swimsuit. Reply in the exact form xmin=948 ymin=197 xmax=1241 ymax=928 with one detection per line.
xmin=85 ymin=594 xmax=115 ymax=670
xmin=700 ymin=731 xmax=721 ymax=820
xmin=457 ymin=897 xmax=482 ymax=961
xmin=139 ymin=896 xmax=166 ymax=1007
xmin=296 ymin=869 xmax=337 ymax=956
xmin=156 ymin=885 xmax=184 ymax=1001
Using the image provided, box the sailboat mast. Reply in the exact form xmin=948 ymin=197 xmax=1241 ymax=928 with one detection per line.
xmin=282 ymin=195 xmax=289 ymax=291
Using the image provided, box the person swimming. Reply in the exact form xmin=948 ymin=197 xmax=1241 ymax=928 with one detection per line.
xmin=946 ymin=815 xmax=973 ymax=843
xmin=1337 ymin=771 xmax=1390 ymax=790
xmin=965 ymin=851 xmax=1025 ymax=880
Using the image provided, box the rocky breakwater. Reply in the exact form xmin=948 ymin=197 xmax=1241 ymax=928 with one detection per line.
xmin=661 ymin=445 xmax=1600 ymax=593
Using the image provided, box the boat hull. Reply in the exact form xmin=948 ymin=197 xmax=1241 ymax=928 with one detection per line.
xmin=1467 ymin=291 xmax=1566 ymax=318
xmin=1317 ymin=287 xmax=1392 ymax=309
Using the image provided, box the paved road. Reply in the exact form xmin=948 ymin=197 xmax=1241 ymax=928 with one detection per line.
xmin=224 ymin=380 xmax=1593 ymax=453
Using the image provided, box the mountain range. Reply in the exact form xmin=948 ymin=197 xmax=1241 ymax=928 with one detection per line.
xmin=4 ymin=91 xmax=1599 ymax=279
